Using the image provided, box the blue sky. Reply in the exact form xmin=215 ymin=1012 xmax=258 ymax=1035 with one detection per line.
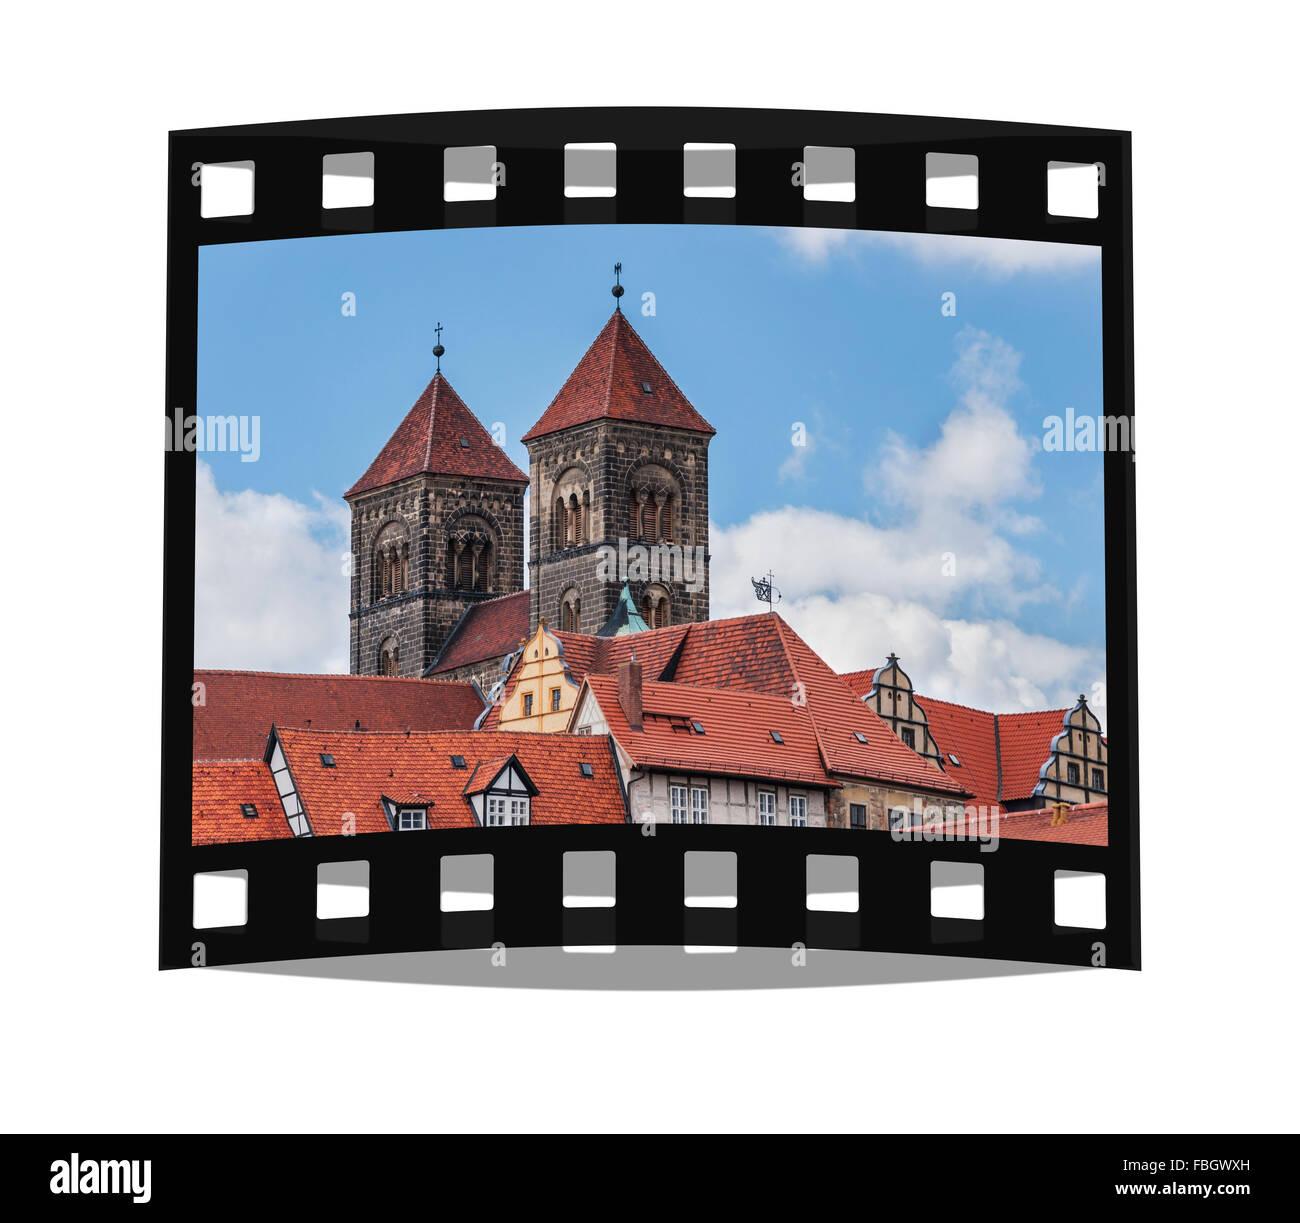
xmin=196 ymin=224 xmax=1105 ymax=713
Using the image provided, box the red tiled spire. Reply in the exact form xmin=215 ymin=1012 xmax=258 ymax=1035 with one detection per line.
xmin=521 ymin=311 xmax=716 ymax=443
xmin=346 ymin=372 xmax=527 ymax=498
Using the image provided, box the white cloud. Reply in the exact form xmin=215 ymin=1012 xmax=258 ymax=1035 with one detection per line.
xmin=709 ymin=328 xmax=1103 ymax=716
xmin=775 ymin=227 xmax=1100 ymax=276
xmin=194 ymin=462 xmax=351 ymax=673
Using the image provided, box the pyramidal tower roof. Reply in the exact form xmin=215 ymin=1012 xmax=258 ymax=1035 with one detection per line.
xmin=346 ymin=371 xmax=528 ymax=498
xmin=521 ymin=310 xmax=716 ymax=444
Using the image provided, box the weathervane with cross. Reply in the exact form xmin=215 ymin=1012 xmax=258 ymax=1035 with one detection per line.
xmin=432 ymin=322 xmax=445 ymax=373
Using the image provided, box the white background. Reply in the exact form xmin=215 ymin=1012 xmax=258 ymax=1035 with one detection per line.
xmin=2 ymin=1 xmax=1296 ymax=1133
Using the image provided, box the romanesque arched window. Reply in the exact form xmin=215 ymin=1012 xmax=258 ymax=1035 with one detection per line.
xmin=641 ymin=584 xmax=670 ymax=629
xmin=372 ymin=522 xmax=410 ymax=603
xmin=629 ymin=466 xmax=679 ymax=544
xmin=378 ymin=636 xmax=400 ymax=676
xmin=447 ymin=515 xmax=495 ymax=593
xmin=559 ymin=588 xmax=581 ymax=633
xmin=550 ymin=467 xmax=592 ymax=554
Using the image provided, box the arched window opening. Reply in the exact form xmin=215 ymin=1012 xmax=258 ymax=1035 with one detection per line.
xmin=448 ymin=518 xmax=495 ymax=593
xmin=629 ymin=467 xmax=680 ymax=545
xmin=560 ymin=589 xmax=581 ymax=633
xmin=378 ymin=637 xmax=400 ymax=677
xmin=641 ymin=588 xmax=670 ymax=629
xmin=372 ymin=524 xmax=410 ymax=603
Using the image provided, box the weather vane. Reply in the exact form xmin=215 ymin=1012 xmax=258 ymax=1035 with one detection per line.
xmin=750 ymin=570 xmax=781 ymax=612
xmin=612 ymin=262 xmax=624 ymax=311
xmin=432 ymin=321 xmax=445 ymax=373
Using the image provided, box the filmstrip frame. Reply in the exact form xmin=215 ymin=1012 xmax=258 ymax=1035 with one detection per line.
xmin=162 ymin=108 xmax=1138 ymax=971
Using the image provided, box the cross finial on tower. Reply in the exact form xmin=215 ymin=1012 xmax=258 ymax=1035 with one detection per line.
xmin=611 ymin=262 xmax=624 ymax=312
xmin=432 ymin=322 xmax=445 ymax=373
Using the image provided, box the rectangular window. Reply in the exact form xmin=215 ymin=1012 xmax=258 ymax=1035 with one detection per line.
xmin=522 ymin=692 xmax=533 ymax=716
xmin=789 ymin=795 xmax=808 ymax=827
xmin=397 ymin=808 xmax=427 ymax=831
xmin=485 ymin=796 xmax=507 ymax=826
xmin=900 ymin=727 xmax=916 ymax=749
xmin=758 ymin=790 xmax=776 ymax=825
xmin=1091 ymin=768 xmax=1104 ymax=791
xmin=690 ymin=786 xmax=709 ymax=824
xmin=849 ymin=803 xmax=867 ymax=829
xmin=1067 ymin=762 xmax=1081 ymax=786
xmin=550 ymin=687 xmax=561 ymax=712
xmin=509 ymin=796 xmax=530 ymax=825
xmin=670 ymin=785 xmax=688 ymax=824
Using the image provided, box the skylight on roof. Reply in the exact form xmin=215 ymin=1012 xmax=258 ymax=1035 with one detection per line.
xmin=854 ymin=731 xmax=868 ymax=744
xmin=458 ymin=437 xmax=471 ymax=448
xmin=948 ymin=753 xmax=961 ymax=766
xmin=450 ymin=755 xmax=467 ymax=769
xmin=691 ymin=720 xmax=706 ymax=735
xmin=640 ymin=380 xmax=653 ymax=394
xmin=770 ymin=730 xmax=784 ymax=744
xmin=319 ymin=753 xmax=336 ymax=768
xmin=578 ymin=761 xmax=595 ymax=778
xmin=240 ymin=803 xmax=258 ymax=818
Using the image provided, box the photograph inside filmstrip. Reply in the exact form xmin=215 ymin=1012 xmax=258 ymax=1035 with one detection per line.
xmin=188 ymin=223 xmax=1111 ymax=849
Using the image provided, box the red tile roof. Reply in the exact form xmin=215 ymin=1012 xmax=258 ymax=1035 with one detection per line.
xmin=425 ymin=591 xmax=530 ymax=676
xmin=582 ymin=674 xmax=837 ymax=788
xmin=275 ymin=727 xmax=627 ymax=836
xmin=192 ymin=760 xmax=294 ymax=846
xmin=346 ymin=372 xmax=527 ymax=497
xmin=839 ymin=670 xmax=1070 ymax=810
xmin=997 ymin=709 xmax=1071 ymax=800
xmin=914 ymin=696 xmax=1002 ymax=815
xmin=485 ymin=613 xmax=963 ymax=794
xmin=521 ymin=311 xmax=716 ymax=443
xmin=928 ymin=801 xmax=1109 ymax=847
xmin=192 ymin=670 xmax=484 ymax=760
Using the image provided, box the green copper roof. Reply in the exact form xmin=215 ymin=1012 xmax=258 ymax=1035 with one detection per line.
xmin=597 ymin=582 xmax=650 ymax=637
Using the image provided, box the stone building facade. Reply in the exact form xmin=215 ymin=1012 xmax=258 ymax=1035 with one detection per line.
xmin=522 ymin=309 xmax=715 ymax=637
xmin=346 ymin=372 xmax=528 ymax=678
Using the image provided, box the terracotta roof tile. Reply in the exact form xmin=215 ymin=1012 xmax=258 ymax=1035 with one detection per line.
xmin=915 ymin=696 xmax=1002 ymax=814
xmin=347 ymin=372 xmax=527 ymax=497
xmin=192 ymin=760 xmax=294 ymax=846
xmin=582 ymin=675 xmax=837 ymax=788
xmin=425 ymin=591 xmax=530 ymax=676
xmin=192 ymin=670 xmax=484 ymax=760
xmin=998 ymin=709 xmax=1070 ymax=800
xmin=275 ymin=727 xmax=626 ymax=837
xmin=928 ymin=801 xmax=1109 ymax=847
xmin=521 ymin=311 xmax=715 ymax=443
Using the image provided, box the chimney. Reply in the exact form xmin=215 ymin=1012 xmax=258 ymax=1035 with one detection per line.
xmin=617 ymin=659 xmax=643 ymax=730
xmin=1050 ymin=801 xmax=1071 ymax=826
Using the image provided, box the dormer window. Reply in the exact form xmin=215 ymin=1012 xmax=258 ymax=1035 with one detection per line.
xmin=397 ymin=807 xmax=427 ymax=831
xmin=485 ymin=795 xmax=530 ymax=826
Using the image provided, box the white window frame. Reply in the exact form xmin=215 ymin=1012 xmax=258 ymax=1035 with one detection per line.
xmin=397 ymin=807 xmax=427 ymax=831
xmin=670 ymin=785 xmax=688 ymax=824
xmin=508 ymin=796 xmax=530 ymax=825
xmin=485 ymin=795 xmax=507 ymax=826
xmin=690 ymin=786 xmax=709 ymax=825
xmin=758 ymin=790 xmax=776 ymax=826
xmin=789 ymin=794 xmax=808 ymax=826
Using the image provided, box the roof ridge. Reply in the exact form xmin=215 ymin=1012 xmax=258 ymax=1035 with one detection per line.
xmin=192 ymin=668 xmax=474 ymax=684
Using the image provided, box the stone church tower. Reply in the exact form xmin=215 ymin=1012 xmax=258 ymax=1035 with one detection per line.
xmin=521 ymin=307 xmax=715 ymax=635
xmin=345 ymin=368 xmax=528 ymax=677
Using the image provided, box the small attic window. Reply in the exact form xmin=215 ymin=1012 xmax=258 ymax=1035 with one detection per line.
xmin=240 ymin=803 xmax=258 ymax=819
xmin=853 ymin=731 xmax=869 ymax=745
xmin=948 ymin=753 xmax=961 ymax=766
xmin=450 ymin=755 xmax=467 ymax=769
xmin=578 ymin=761 xmax=595 ymax=778
xmin=770 ymin=730 xmax=785 ymax=744
xmin=640 ymin=381 xmax=653 ymax=394
xmin=319 ymin=753 xmax=336 ymax=768
xmin=458 ymin=437 xmax=471 ymax=449
xmin=690 ymin=720 xmax=706 ymax=735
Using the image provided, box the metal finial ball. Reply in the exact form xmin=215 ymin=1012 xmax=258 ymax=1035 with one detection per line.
xmin=433 ymin=344 xmax=445 ymax=358
xmin=611 ymin=283 xmax=625 ymax=299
